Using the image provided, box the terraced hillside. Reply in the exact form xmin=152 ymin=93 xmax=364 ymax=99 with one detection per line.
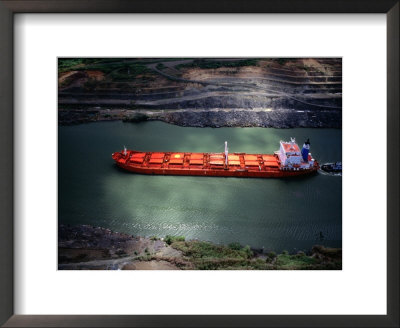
xmin=58 ymin=58 xmax=342 ymax=128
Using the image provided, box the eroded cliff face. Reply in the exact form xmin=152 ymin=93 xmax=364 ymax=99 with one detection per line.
xmin=58 ymin=58 xmax=342 ymax=128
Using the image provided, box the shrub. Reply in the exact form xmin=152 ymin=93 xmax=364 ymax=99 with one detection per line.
xmin=282 ymin=250 xmax=289 ymax=255
xmin=253 ymin=258 xmax=267 ymax=269
xmin=58 ymin=58 xmax=84 ymax=72
xmin=242 ymin=245 xmax=253 ymax=259
xmin=267 ymin=251 xmax=277 ymax=259
xmin=276 ymin=58 xmax=289 ymax=66
xmin=165 ymin=235 xmax=185 ymax=245
xmin=136 ymin=255 xmax=152 ymax=261
xmin=228 ymin=242 xmax=242 ymax=250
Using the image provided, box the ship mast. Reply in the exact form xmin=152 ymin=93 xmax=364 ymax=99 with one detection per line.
xmin=225 ymin=141 xmax=228 ymax=166
xmin=290 ymin=137 xmax=296 ymax=151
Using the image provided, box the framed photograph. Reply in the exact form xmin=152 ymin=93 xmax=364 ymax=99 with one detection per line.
xmin=57 ymin=56 xmax=343 ymax=272
xmin=0 ymin=1 xmax=398 ymax=327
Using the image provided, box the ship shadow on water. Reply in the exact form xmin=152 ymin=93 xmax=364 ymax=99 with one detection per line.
xmin=278 ymin=170 xmax=320 ymax=185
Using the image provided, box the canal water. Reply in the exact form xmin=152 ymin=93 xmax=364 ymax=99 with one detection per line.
xmin=59 ymin=121 xmax=342 ymax=252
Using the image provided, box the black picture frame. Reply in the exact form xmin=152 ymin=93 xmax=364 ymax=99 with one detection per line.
xmin=0 ymin=1 xmax=398 ymax=327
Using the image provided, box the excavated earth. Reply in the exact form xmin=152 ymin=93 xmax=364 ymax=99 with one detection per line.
xmin=58 ymin=224 xmax=186 ymax=270
xmin=58 ymin=58 xmax=342 ymax=128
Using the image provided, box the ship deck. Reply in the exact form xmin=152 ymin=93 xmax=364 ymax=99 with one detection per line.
xmin=112 ymin=150 xmax=318 ymax=178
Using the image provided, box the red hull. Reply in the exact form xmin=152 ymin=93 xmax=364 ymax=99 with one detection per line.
xmin=112 ymin=150 xmax=319 ymax=178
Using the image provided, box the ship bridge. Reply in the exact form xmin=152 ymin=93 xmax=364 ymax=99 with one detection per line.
xmin=278 ymin=138 xmax=315 ymax=170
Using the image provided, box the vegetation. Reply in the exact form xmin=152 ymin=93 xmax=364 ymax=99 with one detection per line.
xmin=274 ymin=253 xmax=318 ymax=269
xmin=165 ymin=235 xmax=185 ymax=245
xmin=58 ymin=59 xmax=84 ymax=71
xmin=109 ymin=64 xmax=150 ymax=81
xmin=168 ymin=240 xmax=253 ymax=270
xmin=228 ymin=242 xmax=242 ymax=250
xmin=136 ymin=254 xmax=152 ymax=261
xmin=275 ymin=58 xmax=290 ymax=66
xmin=177 ymin=59 xmax=259 ymax=70
xmin=58 ymin=58 xmax=150 ymax=79
xmin=166 ymin=238 xmax=342 ymax=270
xmin=58 ymin=224 xmax=342 ymax=270
xmin=59 ymin=58 xmax=259 ymax=75
xmin=58 ymin=58 xmax=103 ymax=72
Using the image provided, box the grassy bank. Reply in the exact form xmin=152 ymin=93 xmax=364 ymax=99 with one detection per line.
xmin=160 ymin=235 xmax=341 ymax=270
xmin=58 ymin=225 xmax=342 ymax=270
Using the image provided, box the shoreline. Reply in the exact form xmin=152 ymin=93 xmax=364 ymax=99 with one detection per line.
xmin=58 ymin=108 xmax=342 ymax=129
xmin=58 ymin=58 xmax=341 ymax=128
xmin=58 ymin=224 xmax=342 ymax=270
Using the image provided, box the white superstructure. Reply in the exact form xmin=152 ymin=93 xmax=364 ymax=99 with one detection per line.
xmin=224 ymin=141 xmax=228 ymax=166
xmin=275 ymin=138 xmax=315 ymax=170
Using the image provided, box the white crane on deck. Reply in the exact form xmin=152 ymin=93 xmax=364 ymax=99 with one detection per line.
xmin=225 ymin=141 xmax=228 ymax=166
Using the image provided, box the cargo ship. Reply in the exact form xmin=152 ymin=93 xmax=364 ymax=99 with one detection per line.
xmin=112 ymin=138 xmax=319 ymax=178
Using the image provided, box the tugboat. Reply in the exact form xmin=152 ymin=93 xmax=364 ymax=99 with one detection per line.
xmin=321 ymin=162 xmax=342 ymax=173
xmin=112 ymin=138 xmax=319 ymax=178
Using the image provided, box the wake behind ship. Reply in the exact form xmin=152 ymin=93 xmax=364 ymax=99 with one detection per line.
xmin=112 ymin=138 xmax=319 ymax=178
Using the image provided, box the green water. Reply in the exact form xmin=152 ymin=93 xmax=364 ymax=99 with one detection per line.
xmin=59 ymin=121 xmax=342 ymax=252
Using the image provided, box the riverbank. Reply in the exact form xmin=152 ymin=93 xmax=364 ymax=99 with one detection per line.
xmin=58 ymin=58 xmax=342 ymax=128
xmin=58 ymin=224 xmax=342 ymax=270
xmin=58 ymin=107 xmax=341 ymax=128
